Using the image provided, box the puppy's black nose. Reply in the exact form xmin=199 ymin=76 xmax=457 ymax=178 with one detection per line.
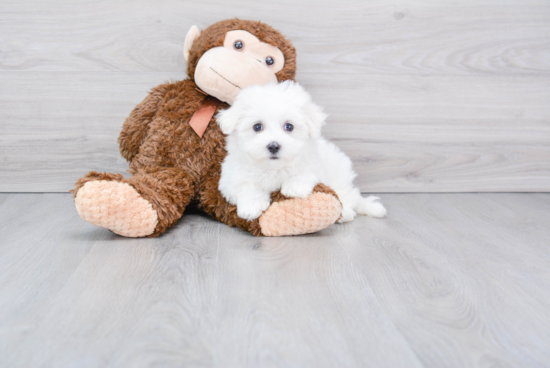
xmin=267 ymin=142 xmax=280 ymax=154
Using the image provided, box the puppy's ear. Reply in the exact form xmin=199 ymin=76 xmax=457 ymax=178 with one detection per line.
xmin=303 ymin=100 xmax=327 ymax=139
xmin=216 ymin=106 xmax=241 ymax=135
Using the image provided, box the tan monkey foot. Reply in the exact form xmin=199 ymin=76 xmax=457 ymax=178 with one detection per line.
xmin=75 ymin=180 xmax=158 ymax=237
xmin=258 ymin=191 xmax=342 ymax=236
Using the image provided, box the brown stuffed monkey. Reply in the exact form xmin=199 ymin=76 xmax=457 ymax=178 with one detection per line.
xmin=72 ymin=19 xmax=342 ymax=237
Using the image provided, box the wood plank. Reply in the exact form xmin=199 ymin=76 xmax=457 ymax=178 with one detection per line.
xmin=1 ymin=193 xmax=549 ymax=367
xmin=0 ymin=193 xmax=421 ymax=368
xmin=1 ymin=1 xmax=549 ymax=75
xmin=341 ymin=193 xmax=550 ymax=367
xmin=1 ymin=72 xmax=548 ymax=192
xmin=0 ymin=72 xmax=178 ymax=192
xmin=1 ymin=0 xmax=549 ymax=192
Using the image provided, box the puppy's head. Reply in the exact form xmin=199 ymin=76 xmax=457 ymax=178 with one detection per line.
xmin=216 ymin=81 xmax=326 ymax=165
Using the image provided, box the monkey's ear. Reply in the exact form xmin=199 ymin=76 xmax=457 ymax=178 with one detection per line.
xmin=216 ymin=106 xmax=241 ymax=135
xmin=303 ymin=100 xmax=327 ymax=139
xmin=183 ymin=25 xmax=201 ymax=61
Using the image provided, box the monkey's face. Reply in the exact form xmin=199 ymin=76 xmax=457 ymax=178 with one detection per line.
xmin=184 ymin=20 xmax=296 ymax=105
xmin=195 ymin=31 xmax=285 ymax=104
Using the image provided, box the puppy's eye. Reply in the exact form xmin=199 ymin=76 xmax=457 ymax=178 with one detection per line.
xmin=253 ymin=123 xmax=263 ymax=132
xmin=265 ymin=56 xmax=275 ymax=67
xmin=284 ymin=122 xmax=294 ymax=132
xmin=234 ymin=40 xmax=244 ymax=51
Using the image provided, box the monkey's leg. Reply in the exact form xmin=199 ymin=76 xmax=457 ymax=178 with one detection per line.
xmin=199 ymin=169 xmax=342 ymax=236
xmin=258 ymin=184 xmax=343 ymax=236
xmin=72 ymin=169 xmax=194 ymax=237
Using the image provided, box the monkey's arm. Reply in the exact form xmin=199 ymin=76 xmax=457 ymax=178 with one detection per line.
xmin=118 ymin=84 xmax=168 ymax=162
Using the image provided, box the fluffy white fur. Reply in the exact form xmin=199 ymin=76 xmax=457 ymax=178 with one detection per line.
xmin=216 ymin=81 xmax=386 ymax=222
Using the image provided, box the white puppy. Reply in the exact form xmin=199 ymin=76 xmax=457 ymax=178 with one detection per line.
xmin=216 ymin=81 xmax=386 ymax=222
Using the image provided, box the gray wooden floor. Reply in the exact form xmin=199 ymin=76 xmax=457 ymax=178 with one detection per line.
xmin=0 ymin=193 xmax=549 ymax=367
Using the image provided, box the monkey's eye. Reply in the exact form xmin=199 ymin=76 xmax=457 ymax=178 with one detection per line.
xmin=265 ymin=56 xmax=275 ymax=67
xmin=234 ymin=40 xmax=244 ymax=51
xmin=253 ymin=123 xmax=263 ymax=132
xmin=284 ymin=122 xmax=294 ymax=132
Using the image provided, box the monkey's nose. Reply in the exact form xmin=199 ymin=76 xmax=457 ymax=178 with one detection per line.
xmin=267 ymin=142 xmax=280 ymax=154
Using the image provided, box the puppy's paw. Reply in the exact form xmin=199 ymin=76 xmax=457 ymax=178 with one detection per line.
xmin=281 ymin=181 xmax=315 ymax=199
xmin=337 ymin=206 xmax=357 ymax=223
xmin=237 ymin=198 xmax=271 ymax=221
xmin=356 ymin=196 xmax=387 ymax=218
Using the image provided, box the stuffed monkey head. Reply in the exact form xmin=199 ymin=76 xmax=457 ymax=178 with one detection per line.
xmin=183 ymin=19 xmax=297 ymax=104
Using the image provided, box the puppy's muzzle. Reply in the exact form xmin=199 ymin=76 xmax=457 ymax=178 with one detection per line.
xmin=267 ymin=142 xmax=280 ymax=159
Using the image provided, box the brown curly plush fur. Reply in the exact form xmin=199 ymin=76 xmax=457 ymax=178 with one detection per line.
xmin=72 ymin=18 xmax=339 ymax=237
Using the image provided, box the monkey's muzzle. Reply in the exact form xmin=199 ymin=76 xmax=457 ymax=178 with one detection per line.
xmin=194 ymin=47 xmax=278 ymax=105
